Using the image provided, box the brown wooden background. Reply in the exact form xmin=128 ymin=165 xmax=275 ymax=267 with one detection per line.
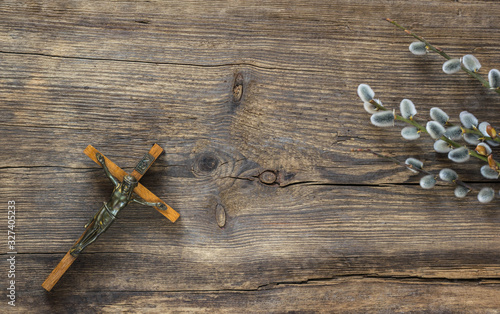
xmin=1 ymin=0 xmax=500 ymax=312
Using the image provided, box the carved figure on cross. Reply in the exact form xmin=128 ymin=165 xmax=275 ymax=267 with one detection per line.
xmin=69 ymin=153 xmax=166 ymax=257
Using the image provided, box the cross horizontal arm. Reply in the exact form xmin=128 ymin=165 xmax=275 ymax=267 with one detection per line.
xmin=84 ymin=144 xmax=179 ymax=223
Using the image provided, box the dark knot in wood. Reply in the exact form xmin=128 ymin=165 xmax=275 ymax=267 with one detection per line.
xmin=194 ymin=152 xmax=219 ymax=173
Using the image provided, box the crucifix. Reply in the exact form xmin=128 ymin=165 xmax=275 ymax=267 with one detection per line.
xmin=42 ymin=144 xmax=179 ymax=292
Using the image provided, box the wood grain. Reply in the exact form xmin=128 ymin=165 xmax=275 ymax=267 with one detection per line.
xmin=24 ymin=278 xmax=500 ymax=313
xmin=2 ymin=0 xmax=500 ymax=312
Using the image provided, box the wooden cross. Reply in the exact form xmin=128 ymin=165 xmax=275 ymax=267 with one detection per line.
xmin=42 ymin=144 xmax=179 ymax=292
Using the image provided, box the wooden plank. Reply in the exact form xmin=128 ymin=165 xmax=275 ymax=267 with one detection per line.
xmin=7 ymin=167 xmax=500 ymax=291
xmin=0 ymin=54 xmax=492 ymax=185
xmin=1 ymin=0 xmax=500 ymax=311
xmin=19 ymin=277 xmax=500 ymax=313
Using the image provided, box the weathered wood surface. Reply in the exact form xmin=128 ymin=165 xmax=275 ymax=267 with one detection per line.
xmin=1 ymin=0 xmax=500 ymax=312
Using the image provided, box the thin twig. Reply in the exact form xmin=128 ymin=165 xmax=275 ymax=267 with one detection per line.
xmin=386 ymin=18 xmax=498 ymax=93
xmin=353 ymin=148 xmax=475 ymax=191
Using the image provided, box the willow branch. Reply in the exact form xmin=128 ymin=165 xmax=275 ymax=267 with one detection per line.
xmin=369 ymin=100 xmax=500 ymax=169
xmin=355 ymin=148 xmax=475 ymax=191
xmin=386 ymin=18 xmax=499 ymax=94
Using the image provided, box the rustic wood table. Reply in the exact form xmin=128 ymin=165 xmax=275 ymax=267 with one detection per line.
xmin=1 ymin=0 xmax=500 ymax=312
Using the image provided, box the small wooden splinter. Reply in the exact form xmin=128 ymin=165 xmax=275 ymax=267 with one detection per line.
xmin=42 ymin=144 xmax=179 ymax=292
